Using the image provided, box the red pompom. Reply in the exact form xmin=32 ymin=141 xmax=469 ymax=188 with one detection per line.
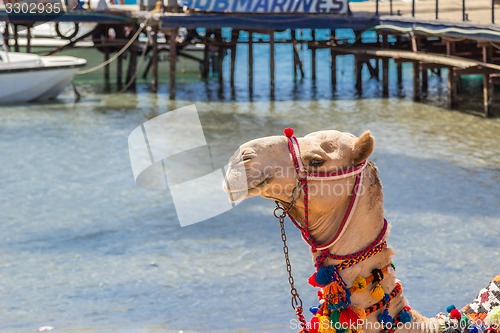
xmin=317 ymin=290 xmax=323 ymax=299
xmin=308 ymin=273 xmax=321 ymax=288
xmin=404 ymin=306 xmax=412 ymax=311
xmin=284 ymin=127 xmax=294 ymax=138
xmin=309 ymin=315 xmax=320 ymax=333
xmin=450 ymin=309 xmax=462 ymax=320
xmin=340 ymin=306 xmax=361 ymax=326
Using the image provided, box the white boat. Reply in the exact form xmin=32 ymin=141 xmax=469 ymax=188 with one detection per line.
xmin=0 ymin=51 xmax=87 ymax=103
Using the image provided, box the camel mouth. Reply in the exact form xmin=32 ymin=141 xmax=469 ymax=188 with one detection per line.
xmin=224 ymin=174 xmax=270 ymax=202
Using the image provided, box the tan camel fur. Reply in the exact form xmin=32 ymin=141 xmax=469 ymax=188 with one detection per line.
xmin=224 ymin=129 xmax=440 ymax=333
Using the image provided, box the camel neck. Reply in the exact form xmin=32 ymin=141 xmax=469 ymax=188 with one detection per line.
xmin=302 ymin=165 xmax=439 ymax=333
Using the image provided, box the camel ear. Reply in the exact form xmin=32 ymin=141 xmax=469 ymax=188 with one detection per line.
xmin=353 ymin=131 xmax=375 ymax=165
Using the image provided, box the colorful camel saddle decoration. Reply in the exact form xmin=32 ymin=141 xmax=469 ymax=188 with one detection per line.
xmin=435 ymin=275 xmax=500 ymax=333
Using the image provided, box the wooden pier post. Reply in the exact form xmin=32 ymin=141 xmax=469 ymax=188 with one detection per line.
xmin=447 ymin=67 xmax=458 ymax=108
xmin=26 ymin=26 xmax=32 ymax=53
xmin=330 ymin=30 xmax=336 ymax=90
xmin=104 ymin=48 xmax=110 ymax=91
xmin=169 ymin=28 xmax=177 ymax=99
xmin=117 ymin=54 xmax=123 ymax=90
xmin=421 ymin=65 xmax=428 ymax=94
xmin=248 ymin=31 xmax=254 ymax=95
xmin=482 ymin=44 xmax=494 ymax=117
xmin=311 ymin=29 xmax=316 ymax=82
xmin=483 ymin=74 xmax=494 ymax=117
xmin=355 ymin=57 xmax=363 ymax=94
xmin=230 ymin=29 xmax=238 ymax=89
xmin=413 ymin=62 xmax=421 ymax=101
xmin=270 ymin=30 xmax=275 ymax=98
xmin=381 ymin=34 xmax=389 ymax=97
xmin=13 ymin=24 xmax=19 ymax=52
xmin=128 ymin=48 xmax=138 ymax=91
xmin=202 ymin=32 xmax=210 ymax=78
xmin=151 ymin=26 xmax=159 ymax=93
xmin=292 ymin=30 xmax=298 ymax=79
xmin=382 ymin=58 xmax=389 ymax=97
xmin=292 ymin=38 xmax=305 ymax=80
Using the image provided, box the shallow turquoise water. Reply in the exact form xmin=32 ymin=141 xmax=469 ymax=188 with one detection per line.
xmin=0 ymin=34 xmax=499 ymax=332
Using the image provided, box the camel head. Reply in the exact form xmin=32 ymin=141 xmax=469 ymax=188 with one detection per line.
xmin=224 ymin=129 xmax=375 ymax=210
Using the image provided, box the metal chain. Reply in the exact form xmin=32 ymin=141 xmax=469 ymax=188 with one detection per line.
xmin=274 ymin=204 xmax=308 ymax=332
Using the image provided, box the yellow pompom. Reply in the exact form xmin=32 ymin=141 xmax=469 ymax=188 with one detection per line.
xmin=485 ymin=306 xmax=500 ymax=327
xmin=352 ymin=276 xmax=367 ymax=293
xmin=370 ymin=284 xmax=385 ymax=300
xmin=318 ymin=315 xmax=336 ymax=333
xmin=352 ymin=305 xmax=367 ymax=320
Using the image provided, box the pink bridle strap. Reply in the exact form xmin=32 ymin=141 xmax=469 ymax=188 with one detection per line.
xmin=283 ymin=127 xmax=368 ymax=251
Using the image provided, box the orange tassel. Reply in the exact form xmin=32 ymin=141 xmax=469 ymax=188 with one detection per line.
xmin=324 ymin=282 xmax=344 ymax=295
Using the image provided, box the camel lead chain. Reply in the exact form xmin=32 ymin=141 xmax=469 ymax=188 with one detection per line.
xmin=277 ymin=213 xmax=308 ymax=332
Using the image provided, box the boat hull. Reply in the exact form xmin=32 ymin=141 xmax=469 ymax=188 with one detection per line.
xmin=0 ymin=53 xmax=86 ymax=104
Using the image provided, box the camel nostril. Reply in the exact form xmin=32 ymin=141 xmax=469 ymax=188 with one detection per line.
xmin=242 ymin=155 xmax=253 ymax=161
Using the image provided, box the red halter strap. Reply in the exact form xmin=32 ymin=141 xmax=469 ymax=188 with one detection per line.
xmin=283 ymin=128 xmax=368 ymax=252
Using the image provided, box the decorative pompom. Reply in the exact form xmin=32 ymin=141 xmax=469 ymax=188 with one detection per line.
xmin=309 ymin=315 xmax=320 ymax=333
xmin=449 ymin=308 xmax=462 ymax=320
xmin=340 ymin=306 xmax=361 ymax=327
xmin=404 ymin=306 xmax=412 ymax=311
xmin=318 ymin=315 xmax=335 ymax=333
xmin=352 ymin=305 xmax=367 ymax=320
xmin=370 ymin=284 xmax=385 ymax=300
xmin=378 ymin=309 xmax=394 ymax=324
xmin=352 ymin=276 xmax=367 ymax=293
xmin=383 ymin=293 xmax=390 ymax=302
xmin=318 ymin=290 xmax=324 ymax=300
xmin=330 ymin=310 xmax=341 ymax=328
xmin=485 ymin=306 xmax=500 ymax=327
xmin=316 ymin=266 xmax=335 ymax=286
xmin=309 ymin=273 xmax=322 ymax=288
xmin=469 ymin=326 xmax=479 ymax=333
xmin=310 ymin=306 xmax=320 ymax=315
xmin=284 ymin=128 xmax=295 ymax=138
xmin=398 ymin=309 xmax=412 ymax=323
xmin=446 ymin=304 xmax=457 ymax=313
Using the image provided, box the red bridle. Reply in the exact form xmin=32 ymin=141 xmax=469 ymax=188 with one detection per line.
xmin=283 ymin=127 xmax=368 ymax=252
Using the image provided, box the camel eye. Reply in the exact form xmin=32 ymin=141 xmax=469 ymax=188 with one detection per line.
xmin=309 ymin=159 xmax=325 ymax=167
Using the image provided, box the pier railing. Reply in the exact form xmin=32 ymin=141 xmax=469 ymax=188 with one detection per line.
xmin=360 ymin=0 xmax=498 ymax=25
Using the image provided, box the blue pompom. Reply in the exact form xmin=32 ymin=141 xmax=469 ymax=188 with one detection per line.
xmin=446 ymin=305 xmax=456 ymax=313
xmin=383 ymin=293 xmax=390 ymax=302
xmin=469 ymin=326 xmax=479 ymax=333
xmin=378 ymin=309 xmax=394 ymax=324
xmin=310 ymin=306 xmax=320 ymax=315
xmin=315 ymin=266 xmax=335 ymax=286
xmin=399 ymin=310 xmax=412 ymax=323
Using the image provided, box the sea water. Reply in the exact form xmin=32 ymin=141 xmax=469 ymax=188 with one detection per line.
xmin=0 ymin=30 xmax=499 ymax=332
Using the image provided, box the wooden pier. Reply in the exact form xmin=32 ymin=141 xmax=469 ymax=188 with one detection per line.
xmin=2 ymin=0 xmax=500 ymax=116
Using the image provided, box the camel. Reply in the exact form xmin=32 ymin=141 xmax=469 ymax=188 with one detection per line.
xmin=224 ymin=128 xmax=500 ymax=333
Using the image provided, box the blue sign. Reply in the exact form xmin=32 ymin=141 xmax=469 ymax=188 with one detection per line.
xmin=179 ymin=0 xmax=348 ymax=14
